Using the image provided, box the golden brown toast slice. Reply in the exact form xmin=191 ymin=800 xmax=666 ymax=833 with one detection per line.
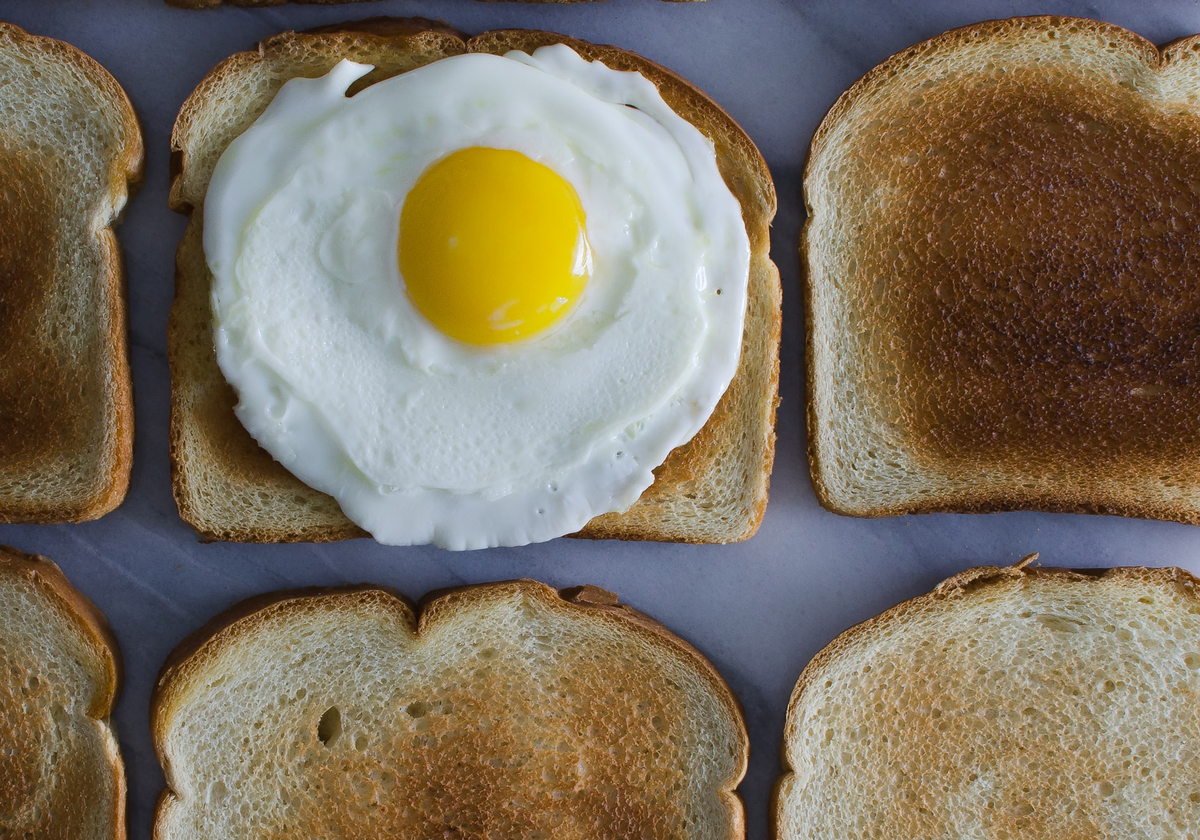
xmin=0 ymin=546 xmax=125 ymax=839
xmin=775 ymin=561 xmax=1200 ymax=839
xmin=806 ymin=16 xmax=1200 ymax=522
xmin=168 ymin=19 xmax=780 ymax=544
xmin=152 ymin=579 xmax=747 ymax=839
xmin=0 ymin=24 xmax=142 ymax=523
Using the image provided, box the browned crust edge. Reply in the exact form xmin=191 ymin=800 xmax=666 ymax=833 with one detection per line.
xmin=769 ymin=560 xmax=1200 ymax=840
xmin=802 ymin=15 xmax=1200 ymax=523
xmin=0 ymin=23 xmax=143 ymax=524
xmin=0 ymin=544 xmax=126 ymax=840
xmin=167 ymin=19 xmax=778 ymax=545
xmin=151 ymin=579 xmax=748 ymax=840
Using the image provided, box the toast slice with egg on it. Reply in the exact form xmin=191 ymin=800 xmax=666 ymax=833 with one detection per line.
xmin=0 ymin=545 xmax=126 ymax=839
xmin=0 ymin=24 xmax=142 ymax=523
xmin=806 ymin=16 xmax=1200 ymax=523
xmin=152 ymin=579 xmax=748 ymax=839
xmin=168 ymin=19 xmax=780 ymax=544
xmin=774 ymin=560 xmax=1200 ymax=839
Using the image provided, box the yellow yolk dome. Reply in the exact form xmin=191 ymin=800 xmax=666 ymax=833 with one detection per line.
xmin=399 ymin=147 xmax=591 ymax=345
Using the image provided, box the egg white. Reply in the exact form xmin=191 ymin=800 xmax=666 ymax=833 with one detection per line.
xmin=205 ymin=46 xmax=750 ymax=549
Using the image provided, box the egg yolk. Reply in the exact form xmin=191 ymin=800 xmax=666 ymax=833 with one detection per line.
xmin=399 ymin=147 xmax=591 ymax=345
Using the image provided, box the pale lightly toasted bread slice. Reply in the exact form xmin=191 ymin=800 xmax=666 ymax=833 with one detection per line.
xmin=152 ymin=579 xmax=748 ymax=839
xmin=775 ymin=561 xmax=1200 ymax=839
xmin=0 ymin=24 xmax=142 ymax=523
xmin=0 ymin=545 xmax=125 ymax=839
xmin=168 ymin=19 xmax=780 ymax=544
xmin=805 ymin=16 xmax=1200 ymax=522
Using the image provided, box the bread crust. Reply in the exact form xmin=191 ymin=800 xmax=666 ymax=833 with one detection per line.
xmin=152 ymin=579 xmax=748 ymax=840
xmin=805 ymin=16 xmax=1200 ymax=522
xmin=782 ymin=563 xmax=1200 ymax=736
xmin=773 ymin=560 xmax=1200 ymax=840
xmin=0 ymin=24 xmax=142 ymax=523
xmin=167 ymin=19 xmax=779 ymax=545
xmin=0 ymin=545 xmax=125 ymax=840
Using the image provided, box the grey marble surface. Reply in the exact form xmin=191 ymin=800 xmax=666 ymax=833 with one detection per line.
xmin=3 ymin=1 xmax=1200 ymax=838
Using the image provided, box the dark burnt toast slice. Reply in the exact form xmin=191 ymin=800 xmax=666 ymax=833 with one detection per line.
xmin=168 ymin=20 xmax=780 ymax=544
xmin=0 ymin=24 xmax=141 ymax=522
xmin=806 ymin=16 xmax=1200 ymax=522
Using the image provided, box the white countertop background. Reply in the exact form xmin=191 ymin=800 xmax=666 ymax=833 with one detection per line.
xmin=3 ymin=1 xmax=1200 ymax=837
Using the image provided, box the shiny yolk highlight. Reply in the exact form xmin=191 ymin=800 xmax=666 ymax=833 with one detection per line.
xmin=399 ymin=147 xmax=591 ymax=345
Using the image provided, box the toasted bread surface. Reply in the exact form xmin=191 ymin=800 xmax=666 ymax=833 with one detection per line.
xmin=168 ymin=20 xmax=779 ymax=544
xmin=0 ymin=545 xmax=125 ymax=839
xmin=152 ymin=579 xmax=747 ymax=840
xmin=775 ymin=563 xmax=1200 ymax=839
xmin=806 ymin=16 xmax=1200 ymax=521
xmin=0 ymin=24 xmax=141 ymax=523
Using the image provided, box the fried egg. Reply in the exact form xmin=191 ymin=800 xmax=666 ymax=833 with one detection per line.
xmin=204 ymin=45 xmax=750 ymax=549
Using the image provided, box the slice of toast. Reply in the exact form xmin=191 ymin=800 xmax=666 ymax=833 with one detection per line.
xmin=775 ymin=561 xmax=1200 ymax=839
xmin=0 ymin=25 xmax=142 ymax=523
xmin=0 ymin=25 xmax=141 ymax=523
xmin=168 ymin=19 xmax=780 ymax=544
xmin=805 ymin=16 xmax=1200 ymax=522
xmin=0 ymin=545 xmax=125 ymax=839
xmin=152 ymin=579 xmax=748 ymax=839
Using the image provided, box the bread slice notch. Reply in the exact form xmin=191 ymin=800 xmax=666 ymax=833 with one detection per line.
xmin=152 ymin=579 xmax=748 ymax=840
xmin=774 ymin=561 xmax=1200 ymax=840
xmin=0 ymin=24 xmax=141 ymax=523
xmin=168 ymin=19 xmax=779 ymax=545
xmin=806 ymin=16 xmax=1200 ymax=522
xmin=0 ymin=545 xmax=125 ymax=839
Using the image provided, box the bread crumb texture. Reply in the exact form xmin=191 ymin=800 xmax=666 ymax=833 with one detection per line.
xmin=776 ymin=565 xmax=1200 ymax=840
xmin=153 ymin=580 xmax=747 ymax=839
xmin=0 ymin=547 xmax=123 ymax=839
xmin=0 ymin=24 xmax=140 ymax=522
xmin=806 ymin=17 xmax=1200 ymax=521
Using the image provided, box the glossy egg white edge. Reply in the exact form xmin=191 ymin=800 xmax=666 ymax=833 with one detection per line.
xmin=204 ymin=45 xmax=750 ymax=550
